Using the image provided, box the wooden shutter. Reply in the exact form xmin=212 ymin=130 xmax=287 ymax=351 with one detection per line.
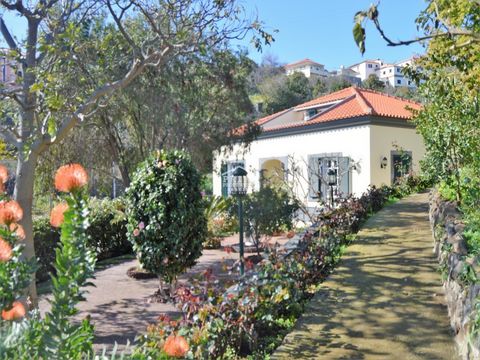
xmin=338 ymin=157 xmax=351 ymax=197
xmin=308 ymin=156 xmax=320 ymax=200
xmin=221 ymin=163 xmax=228 ymax=197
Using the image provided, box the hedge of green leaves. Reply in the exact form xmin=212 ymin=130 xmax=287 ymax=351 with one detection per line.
xmin=34 ymin=197 xmax=131 ymax=283
xmin=125 ymin=150 xmax=207 ymax=285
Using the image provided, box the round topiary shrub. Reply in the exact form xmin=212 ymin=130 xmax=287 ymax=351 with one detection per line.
xmin=125 ymin=150 xmax=207 ymax=289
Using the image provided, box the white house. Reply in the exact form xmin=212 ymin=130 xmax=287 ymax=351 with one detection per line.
xmin=213 ymin=87 xmax=425 ymax=209
xmin=284 ymin=58 xmax=329 ymax=78
xmin=348 ymin=57 xmax=418 ymax=88
xmin=348 ymin=59 xmax=383 ymax=81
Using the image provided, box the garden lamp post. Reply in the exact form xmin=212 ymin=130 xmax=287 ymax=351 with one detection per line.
xmin=327 ymin=168 xmax=337 ymax=208
xmin=231 ymin=166 xmax=248 ymax=276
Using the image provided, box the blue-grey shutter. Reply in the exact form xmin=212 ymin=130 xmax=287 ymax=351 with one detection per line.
xmin=221 ymin=163 xmax=228 ymax=197
xmin=338 ymin=157 xmax=350 ymax=197
xmin=308 ymin=156 xmax=319 ymax=200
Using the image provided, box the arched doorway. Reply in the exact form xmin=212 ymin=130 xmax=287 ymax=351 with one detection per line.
xmin=260 ymin=159 xmax=285 ymax=188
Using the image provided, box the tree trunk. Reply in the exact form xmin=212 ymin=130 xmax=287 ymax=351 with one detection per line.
xmin=14 ymin=152 xmax=39 ymax=306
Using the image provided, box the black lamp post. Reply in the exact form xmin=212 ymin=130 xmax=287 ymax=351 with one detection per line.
xmin=327 ymin=168 xmax=337 ymax=208
xmin=231 ymin=166 xmax=248 ymax=275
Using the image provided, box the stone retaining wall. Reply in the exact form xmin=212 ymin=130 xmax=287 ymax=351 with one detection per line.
xmin=430 ymin=190 xmax=480 ymax=359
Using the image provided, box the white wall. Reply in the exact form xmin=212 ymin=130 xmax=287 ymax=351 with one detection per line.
xmin=213 ymin=125 xmax=372 ymax=206
xmin=369 ymin=125 xmax=426 ymax=187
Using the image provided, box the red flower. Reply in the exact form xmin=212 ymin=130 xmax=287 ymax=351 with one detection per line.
xmin=50 ymin=202 xmax=68 ymax=228
xmin=54 ymin=163 xmax=88 ymax=193
xmin=245 ymin=259 xmax=255 ymax=270
xmin=0 ymin=237 xmax=12 ymax=262
xmin=0 ymin=165 xmax=7 ymax=184
xmin=9 ymin=223 xmax=25 ymax=240
xmin=0 ymin=201 xmax=23 ymax=226
xmin=163 ymin=334 xmax=189 ymax=358
xmin=1 ymin=301 xmax=26 ymax=321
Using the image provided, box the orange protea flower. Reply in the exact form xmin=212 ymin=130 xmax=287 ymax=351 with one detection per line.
xmin=0 ymin=165 xmax=7 ymax=184
xmin=54 ymin=163 xmax=88 ymax=193
xmin=1 ymin=301 xmax=26 ymax=321
xmin=0 ymin=237 xmax=12 ymax=262
xmin=50 ymin=202 xmax=68 ymax=228
xmin=9 ymin=223 xmax=25 ymax=240
xmin=0 ymin=200 xmax=23 ymax=225
xmin=163 ymin=335 xmax=189 ymax=358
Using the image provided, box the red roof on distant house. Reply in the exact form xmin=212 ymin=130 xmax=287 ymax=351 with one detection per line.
xmin=253 ymin=87 xmax=421 ymax=133
xmin=284 ymin=58 xmax=323 ymax=69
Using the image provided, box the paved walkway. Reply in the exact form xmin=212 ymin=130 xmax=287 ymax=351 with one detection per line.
xmin=38 ymin=234 xmax=289 ymax=352
xmin=274 ymin=192 xmax=458 ymax=359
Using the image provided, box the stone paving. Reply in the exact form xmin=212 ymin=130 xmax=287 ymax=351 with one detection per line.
xmin=38 ymin=234 xmax=289 ymax=353
xmin=273 ymin=192 xmax=459 ymax=359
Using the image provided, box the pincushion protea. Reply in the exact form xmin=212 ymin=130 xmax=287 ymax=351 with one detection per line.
xmin=54 ymin=163 xmax=88 ymax=193
xmin=163 ymin=334 xmax=189 ymax=358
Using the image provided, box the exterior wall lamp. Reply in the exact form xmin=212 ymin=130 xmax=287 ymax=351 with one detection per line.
xmin=231 ymin=166 xmax=248 ymax=276
xmin=380 ymin=156 xmax=388 ymax=169
xmin=327 ymin=168 xmax=337 ymax=208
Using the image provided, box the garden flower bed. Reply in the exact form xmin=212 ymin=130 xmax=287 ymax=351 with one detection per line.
xmin=131 ymin=186 xmax=410 ymax=359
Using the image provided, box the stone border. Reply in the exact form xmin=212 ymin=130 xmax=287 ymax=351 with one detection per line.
xmin=430 ymin=190 xmax=480 ymax=359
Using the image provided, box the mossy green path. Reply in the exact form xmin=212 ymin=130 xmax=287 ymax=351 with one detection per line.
xmin=273 ymin=192 xmax=458 ymax=359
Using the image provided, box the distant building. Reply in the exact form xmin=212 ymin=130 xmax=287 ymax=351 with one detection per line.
xmin=284 ymin=59 xmax=329 ymax=78
xmin=347 ymin=57 xmax=417 ymax=88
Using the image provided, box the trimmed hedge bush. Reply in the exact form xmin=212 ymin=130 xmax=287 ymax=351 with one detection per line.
xmin=33 ymin=197 xmax=131 ymax=282
xmin=125 ymin=150 xmax=207 ymax=285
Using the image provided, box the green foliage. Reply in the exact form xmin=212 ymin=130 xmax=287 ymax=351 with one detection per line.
xmin=37 ymin=191 xmax=96 ymax=358
xmin=263 ymin=72 xmax=312 ymax=114
xmin=33 ymin=198 xmax=131 ymax=283
xmin=1 ymin=177 xmax=96 ymax=359
xmin=235 ymin=187 xmax=299 ymax=254
xmin=362 ymin=74 xmax=385 ymax=91
xmin=204 ymin=196 xmax=235 ymax=249
xmin=126 ymin=150 xmax=207 ymax=284
xmin=33 ymin=218 xmax=60 ymax=283
xmin=134 ymin=184 xmax=396 ymax=359
xmin=87 ymin=197 xmax=130 ymax=261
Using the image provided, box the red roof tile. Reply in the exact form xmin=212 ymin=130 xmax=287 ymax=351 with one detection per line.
xmin=284 ymin=58 xmax=323 ymax=69
xmin=259 ymin=87 xmax=421 ymax=133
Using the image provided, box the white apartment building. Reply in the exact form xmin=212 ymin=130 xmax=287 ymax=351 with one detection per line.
xmin=284 ymin=59 xmax=329 ymax=78
xmin=347 ymin=57 xmax=417 ymax=88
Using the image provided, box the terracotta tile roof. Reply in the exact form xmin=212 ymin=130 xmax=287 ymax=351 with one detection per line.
xmin=284 ymin=58 xmax=323 ymax=69
xmin=258 ymin=87 xmax=421 ymax=133
xmin=232 ymin=108 xmax=292 ymax=136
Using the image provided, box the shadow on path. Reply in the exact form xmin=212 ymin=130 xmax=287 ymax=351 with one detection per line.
xmin=273 ymin=192 xmax=458 ymax=360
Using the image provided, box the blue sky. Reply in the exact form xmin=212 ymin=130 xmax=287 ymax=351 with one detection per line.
xmin=0 ymin=1 xmax=426 ymax=70
xmin=235 ymin=0 xmax=426 ymax=69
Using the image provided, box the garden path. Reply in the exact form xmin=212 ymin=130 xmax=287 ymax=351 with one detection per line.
xmin=273 ymin=192 xmax=459 ymax=359
xmin=38 ymin=234 xmax=289 ymax=353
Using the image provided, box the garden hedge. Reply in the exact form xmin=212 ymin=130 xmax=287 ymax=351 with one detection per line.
xmin=34 ymin=197 xmax=131 ymax=283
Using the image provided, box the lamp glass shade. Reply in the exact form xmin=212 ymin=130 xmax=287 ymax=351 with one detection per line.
xmin=231 ymin=167 xmax=248 ymax=195
xmin=327 ymin=168 xmax=337 ymax=186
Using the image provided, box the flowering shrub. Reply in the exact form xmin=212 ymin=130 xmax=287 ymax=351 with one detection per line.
xmin=0 ymin=163 xmax=96 ymax=359
xmin=125 ymin=150 xmax=207 ymax=288
xmin=133 ymin=185 xmax=399 ymax=359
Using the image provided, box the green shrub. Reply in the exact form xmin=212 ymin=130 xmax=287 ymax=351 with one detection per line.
xmin=204 ymin=196 xmax=236 ymax=249
xmin=230 ymin=186 xmax=299 ymax=255
xmin=125 ymin=150 xmax=207 ymax=286
xmin=87 ymin=197 xmax=131 ymax=261
xmin=33 ymin=197 xmax=131 ymax=283
xmin=33 ymin=217 xmax=60 ymax=283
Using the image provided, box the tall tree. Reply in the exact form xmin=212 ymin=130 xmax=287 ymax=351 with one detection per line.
xmin=0 ymin=0 xmax=269 ymax=303
xmin=362 ymin=74 xmax=385 ymax=91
